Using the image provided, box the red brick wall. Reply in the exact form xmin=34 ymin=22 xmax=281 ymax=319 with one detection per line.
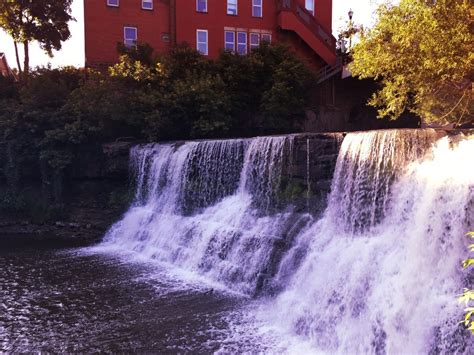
xmin=84 ymin=0 xmax=171 ymax=67
xmin=313 ymin=0 xmax=332 ymax=33
xmin=84 ymin=0 xmax=334 ymax=69
xmin=175 ymin=0 xmax=278 ymax=59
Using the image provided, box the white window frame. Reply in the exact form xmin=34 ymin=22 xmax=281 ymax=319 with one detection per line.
xmin=196 ymin=29 xmax=208 ymax=55
xmin=227 ymin=0 xmax=238 ymax=15
xmin=261 ymin=33 xmax=272 ymax=43
xmin=142 ymin=0 xmax=153 ymax=10
xmin=224 ymin=31 xmax=235 ymax=52
xmin=252 ymin=0 xmax=262 ymax=18
xmin=237 ymin=31 xmax=247 ymax=55
xmin=124 ymin=26 xmax=137 ymax=48
xmin=250 ymin=33 xmax=260 ymax=51
xmin=305 ymin=0 xmax=315 ymax=15
xmin=196 ymin=0 xmax=207 ymax=13
xmin=107 ymin=0 xmax=119 ymax=7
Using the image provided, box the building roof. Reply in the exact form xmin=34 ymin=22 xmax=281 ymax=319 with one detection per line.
xmin=0 ymin=52 xmax=16 ymax=79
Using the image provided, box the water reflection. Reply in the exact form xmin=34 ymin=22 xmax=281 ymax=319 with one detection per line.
xmin=0 ymin=246 xmax=265 ymax=353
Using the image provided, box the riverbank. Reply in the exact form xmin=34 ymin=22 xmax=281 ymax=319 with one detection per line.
xmin=0 ymin=211 xmax=115 ymax=248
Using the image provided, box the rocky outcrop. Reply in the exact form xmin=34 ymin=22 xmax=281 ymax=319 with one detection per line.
xmin=0 ymin=142 xmax=134 ymax=247
xmin=290 ymin=133 xmax=344 ymax=216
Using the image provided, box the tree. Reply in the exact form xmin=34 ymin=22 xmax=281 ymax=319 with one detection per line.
xmin=0 ymin=0 xmax=74 ymax=81
xmin=260 ymin=52 xmax=313 ymax=132
xmin=116 ymin=42 xmax=155 ymax=66
xmin=350 ymin=0 xmax=472 ymax=125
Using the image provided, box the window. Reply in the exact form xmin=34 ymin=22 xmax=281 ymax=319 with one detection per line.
xmin=261 ymin=33 xmax=272 ymax=43
xmin=237 ymin=32 xmax=247 ymax=54
xmin=252 ymin=0 xmax=262 ymax=17
xmin=124 ymin=27 xmax=137 ymax=48
xmin=225 ymin=31 xmax=235 ymax=52
xmin=197 ymin=30 xmax=208 ymax=55
xmin=227 ymin=0 xmax=238 ymax=15
xmin=250 ymin=33 xmax=260 ymax=51
xmin=107 ymin=0 xmax=119 ymax=7
xmin=142 ymin=0 xmax=153 ymax=10
xmin=305 ymin=0 xmax=314 ymax=15
xmin=197 ymin=0 xmax=207 ymax=12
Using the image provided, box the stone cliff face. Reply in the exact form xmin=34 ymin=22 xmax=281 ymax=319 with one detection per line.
xmin=289 ymin=133 xmax=344 ymax=216
xmin=0 ymin=142 xmax=133 ymax=246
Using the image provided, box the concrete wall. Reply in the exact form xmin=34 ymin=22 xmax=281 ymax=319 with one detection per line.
xmin=304 ymin=76 xmax=421 ymax=132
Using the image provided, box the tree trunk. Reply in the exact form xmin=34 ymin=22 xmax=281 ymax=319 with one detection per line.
xmin=23 ymin=40 xmax=29 ymax=81
xmin=13 ymin=41 xmax=22 ymax=76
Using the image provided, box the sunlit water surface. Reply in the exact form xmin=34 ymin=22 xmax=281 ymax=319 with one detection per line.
xmin=0 ymin=245 xmax=277 ymax=353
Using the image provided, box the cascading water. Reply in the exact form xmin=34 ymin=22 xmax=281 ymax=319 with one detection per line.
xmin=328 ymin=129 xmax=437 ymax=234
xmin=102 ymin=136 xmax=310 ymax=295
xmin=306 ymin=138 xmax=311 ymax=211
xmin=99 ymin=128 xmax=473 ymax=352
xmin=261 ymin=130 xmax=473 ymax=354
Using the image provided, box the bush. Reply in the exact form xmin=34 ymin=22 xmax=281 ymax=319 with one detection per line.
xmin=0 ymin=42 xmax=314 ymax=205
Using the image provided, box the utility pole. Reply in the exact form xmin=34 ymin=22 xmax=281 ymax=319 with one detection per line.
xmin=348 ymin=9 xmax=354 ymax=50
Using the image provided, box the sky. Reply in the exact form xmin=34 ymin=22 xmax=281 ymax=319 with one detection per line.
xmin=0 ymin=0 xmax=385 ymax=69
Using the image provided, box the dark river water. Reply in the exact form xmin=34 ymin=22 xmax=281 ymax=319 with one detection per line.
xmin=0 ymin=244 xmax=271 ymax=353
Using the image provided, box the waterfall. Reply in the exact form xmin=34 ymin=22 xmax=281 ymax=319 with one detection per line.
xmin=306 ymin=138 xmax=311 ymax=211
xmin=260 ymin=129 xmax=474 ymax=354
xmin=327 ymin=129 xmax=437 ymax=234
xmin=102 ymin=136 xmax=309 ymax=295
xmin=99 ymin=128 xmax=473 ymax=352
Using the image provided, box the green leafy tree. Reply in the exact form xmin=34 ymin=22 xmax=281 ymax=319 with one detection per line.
xmin=117 ymin=42 xmax=155 ymax=66
xmin=0 ymin=41 xmax=314 ymax=156
xmin=260 ymin=55 xmax=313 ymax=132
xmin=0 ymin=74 xmax=18 ymax=99
xmin=350 ymin=0 xmax=472 ymax=125
xmin=215 ymin=50 xmax=266 ymax=133
xmin=0 ymin=0 xmax=74 ymax=80
xmin=109 ymin=55 xmax=166 ymax=84
xmin=163 ymin=73 xmax=232 ymax=139
xmin=0 ymin=42 xmax=315 ymax=215
xmin=215 ymin=43 xmax=313 ymax=135
xmin=165 ymin=43 xmax=212 ymax=81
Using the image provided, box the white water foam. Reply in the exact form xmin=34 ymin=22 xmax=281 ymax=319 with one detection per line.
xmin=98 ymin=136 xmax=304 ymax=295
xmin=94 ymin=129 xmax=472 ymax=353
xmin=259 ymin=132 xmax=473 ymax=354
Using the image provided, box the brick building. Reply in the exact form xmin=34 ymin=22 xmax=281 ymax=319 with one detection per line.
xmin=84 ymin=0 xmax=336 ymax=70
xmin=0 ymin=53 xmax=15 ymax=79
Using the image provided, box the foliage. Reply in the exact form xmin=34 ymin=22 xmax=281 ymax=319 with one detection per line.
xmin=106 ymin=42 xmax=312 ymax=138
xmin=0 ymin=43 xmax=313 ymax=211
xmin=164 ymin=73 xmax=232 ymax=138
xmin=109 ymin=55 xmax=166 ymax=83
xmin=460 ymin=232 xmax=474 ymax=334
xmin=350 ymin=0 xmax=473 ymax=125
xmin=337 ymin=19 xmax=364 ymax=56
xmin=165 ymin=43 xmax=212 ymax=81
xmin=0 ymin=0 xmax=74 ymax=79
xmin=216 ymin=43 xmax=313 ymax=133
xmin=117 ymin=42 xmax=155 ymax=66
xmin=0 ymin=189 xmax=65 ymax=222
xmin=0 ymin=75 xmax=18 ymax=99
xmin=260 ymin=56 xmax=312 ymax=131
